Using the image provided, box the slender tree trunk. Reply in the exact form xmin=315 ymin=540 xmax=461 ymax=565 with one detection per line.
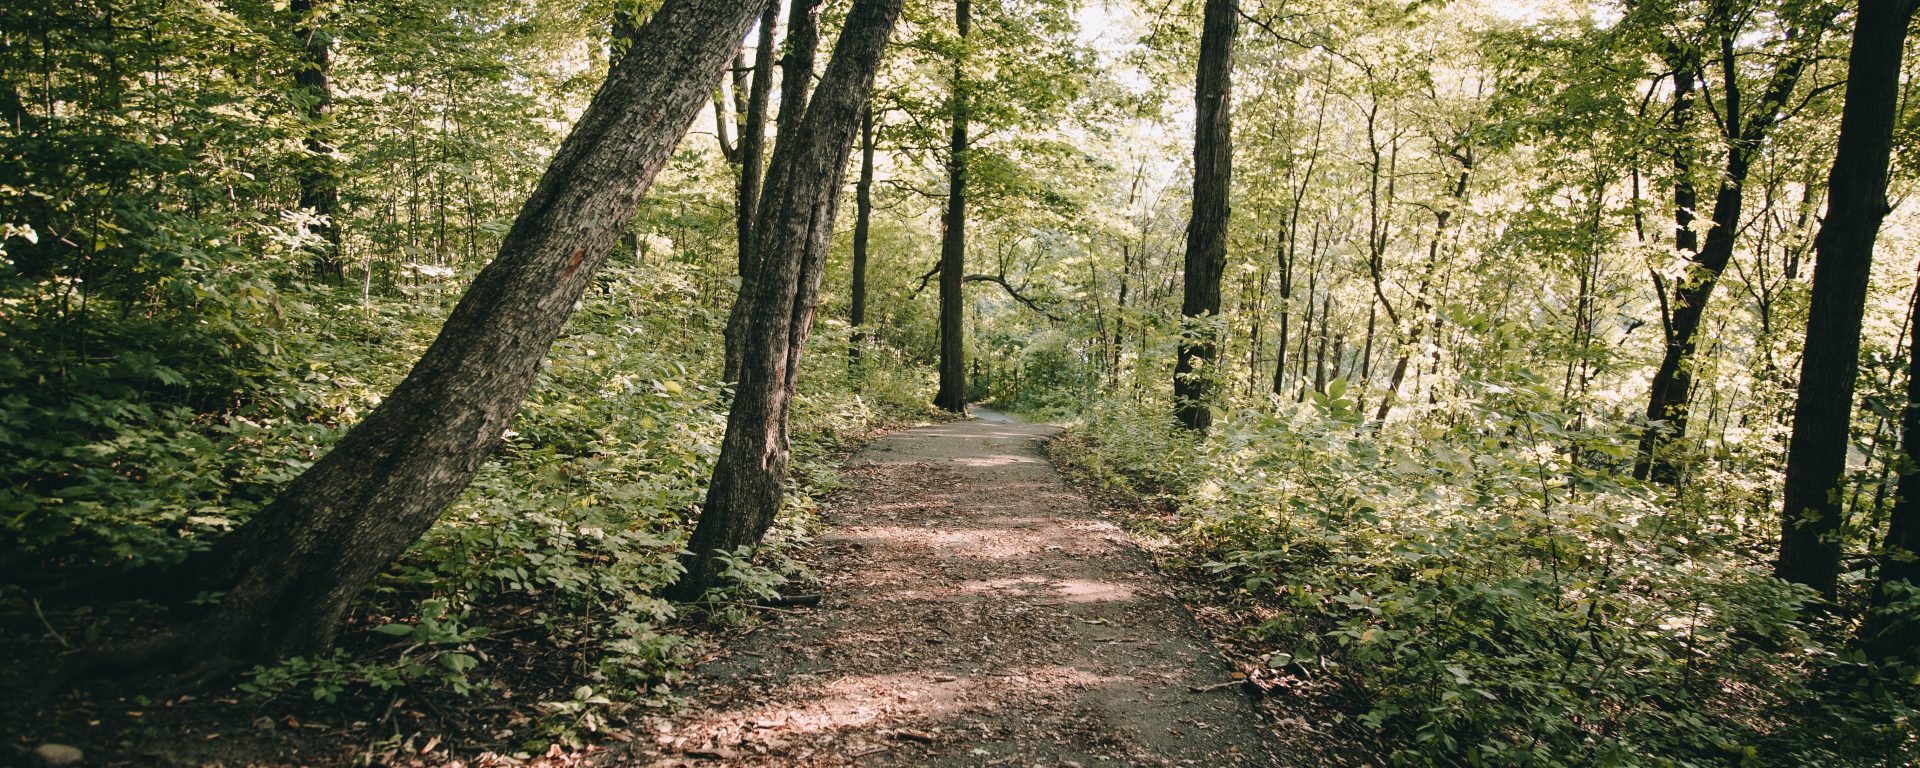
xmin=736 ymin=3 xmax=779 ymax=267
xmin=932 ymin=0 xmax=971 ymax=413
xmin=81 ymin=0 xmax=773 ymax=671
xmin=292 ymin=0 xmax=342 ymax=283
xmin=1173 ymin=0 xmax=1236 ymax=431
xmin=1780 ymin=0 xmax=1915 ymax=601
xmin=1376 ymin=152 xmax=1468 ymax=421
xmin=1271 ymin=231 xmax=1291 ymax=396
xmin=673 ymin=0 xmax=903 ymax=597
xmin=1313 ymin=293 xmax=1330 ymax=394
xmin=725 ymin=0 xmax=817 ymax=383
xmin=850 ymin=103 xmax=875 ymax=370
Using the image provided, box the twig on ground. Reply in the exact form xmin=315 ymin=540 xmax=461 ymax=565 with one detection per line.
xmin=32 ymin=598 xmax=70 ymax=648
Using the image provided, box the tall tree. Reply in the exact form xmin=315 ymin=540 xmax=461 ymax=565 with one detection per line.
xmin=291 ymin=0 xmax=342 ymax=282
xmin=1174 ymin=0 xmax=1236 ymax=431
xmin=1778 ymin=0 xmax=1917 ymax=601
xmin=673 ymin=0 xmax=905 ymax=597
xmin=932 ymin=0 xmax=972 ymax=413
xmin=74 ymin=0 xmax=769 ymax=671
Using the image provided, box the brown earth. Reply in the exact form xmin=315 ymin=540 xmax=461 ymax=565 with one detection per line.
xmin=631 ymin=410 xmax=1287 ymax=767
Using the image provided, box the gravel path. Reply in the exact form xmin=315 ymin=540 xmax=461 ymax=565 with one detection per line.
xmin=638 ymin=410 xmax=1286 ymax=766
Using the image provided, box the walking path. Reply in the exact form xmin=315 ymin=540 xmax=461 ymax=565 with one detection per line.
xmin=638 ymin=410 xmax=1285 ymax=766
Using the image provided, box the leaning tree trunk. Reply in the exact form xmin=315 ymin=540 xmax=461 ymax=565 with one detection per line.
xmin=96 ymin=0 xmax=769 ymax=669
xmin=851 ymin=103 xmax=876 ymax=370
xmin=721 ymin=0 xmax=810 ymax=384
xmin=291 ymin=0 xmax=342 ymax=283
xmin=1779 ymin=0 xmax=1915 ymax=601
xmin=932 ymin=0 xmax=972 ymax=413
xmin=672 ymin=0 xmax=905 ymax=598
xmin=1173 ymin=0 xmax=1236 ymax=431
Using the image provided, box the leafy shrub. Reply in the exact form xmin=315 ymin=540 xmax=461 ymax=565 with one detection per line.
xmin=1058 ymin=387 xmax=1919 ymax=766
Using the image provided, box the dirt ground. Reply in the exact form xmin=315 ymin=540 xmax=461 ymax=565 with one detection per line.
xmin=628 ymin=410 xmax=1287 ymax=767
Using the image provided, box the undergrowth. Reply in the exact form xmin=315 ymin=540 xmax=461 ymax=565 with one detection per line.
xmin=1 ymin=245 xmax=934 ymax=751
xmin=1052 ymin=387 xmax=1920 ymax=767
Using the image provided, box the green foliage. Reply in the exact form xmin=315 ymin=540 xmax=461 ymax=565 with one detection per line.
xmin=1059 ymin=392 xmax=1920 ymax=766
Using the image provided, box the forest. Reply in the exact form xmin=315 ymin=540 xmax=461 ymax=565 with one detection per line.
xmin=2 ymin=0 xmax=1919 ymax=762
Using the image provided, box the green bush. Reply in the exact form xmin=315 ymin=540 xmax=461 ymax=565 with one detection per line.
xmin=1058 ymin=389 xmax=1919 ymax=767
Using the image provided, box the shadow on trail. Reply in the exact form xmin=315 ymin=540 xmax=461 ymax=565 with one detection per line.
xmin=635 ymin=415 xmax=1284 ymax=767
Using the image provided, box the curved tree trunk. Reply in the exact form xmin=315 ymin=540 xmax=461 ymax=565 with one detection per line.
xmin=1779 ymin=0 xmax=1915 ymax=601
xmin=1173 ymin=0 xmax=1236 ymax=431
xmin=671 ymin=0 xmax=904 ymax=597
xmin=932 ymin=0 xmax=972 ymax=413
xmin=130 ymin=0 xmax=769 ymax=667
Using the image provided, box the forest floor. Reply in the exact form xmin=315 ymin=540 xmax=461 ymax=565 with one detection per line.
xmin=624 ymin=410 xmax=1288 ymax=767
xmin=3 ymin=410 xmax=1336 ymax=768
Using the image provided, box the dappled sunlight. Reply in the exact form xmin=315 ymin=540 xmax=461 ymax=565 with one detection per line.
xmin=642 ymin=417 xmax=1280 ymax=765
xmin=947 ymin=452 xmax=1044 ymax=467
xmin=658 ymin=664 xmax=1119 ymax=754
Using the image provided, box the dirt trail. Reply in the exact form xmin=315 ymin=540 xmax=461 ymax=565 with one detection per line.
xmin=637 ymin=410 xmax=1284 ymax=766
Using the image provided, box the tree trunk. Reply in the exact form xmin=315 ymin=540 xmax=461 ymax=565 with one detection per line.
xmin=932 ymin=0 xmax=971 ymax=413
xmin=292 ymin=0 xmax=342 ymax=283
xmin=721 ymin=0 xmax=810 ymax=384
xmin=672 ymin=0 xmax=904 ymax=597
xmin=1376 ymin=152 xmax=1469 ymax=421
xmin=1779 ymin=0 xmax=1914 ymax=601
xmin=850 ymin=103 xmax=875 ymax=370
xmin=1271 ymin=231 xmax=1291 ymax=396
xmin=1866 ymin=266 xmax=1920 ymax=660
xmin=1173 ymin=0 xmax=1236 ymax=431
xmin=101 ymin=0 xmax=770 ymax=669
xmin=1313 ymin=293 xmax=1330 ymax=395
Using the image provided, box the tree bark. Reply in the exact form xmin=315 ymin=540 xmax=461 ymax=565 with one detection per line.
xmin=932 ymin=0 xmax=971 ymax=413
xmin=672 ymin=0 xmax=904 ymax=597
xmin=726 ymin=0 xmax=820 ymax=383
xmin=1779 ymin=0 xmax=1915 ymax=601
xmin=100 ymin=0 xmax=771 ymax=668
xmin=851 ymin=103 xmax=875 ymax=369
xmin=1173 ymin=0 xmax=1236 ymax=431
xmin=291 ymin=0 xmax=342 ymax=283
